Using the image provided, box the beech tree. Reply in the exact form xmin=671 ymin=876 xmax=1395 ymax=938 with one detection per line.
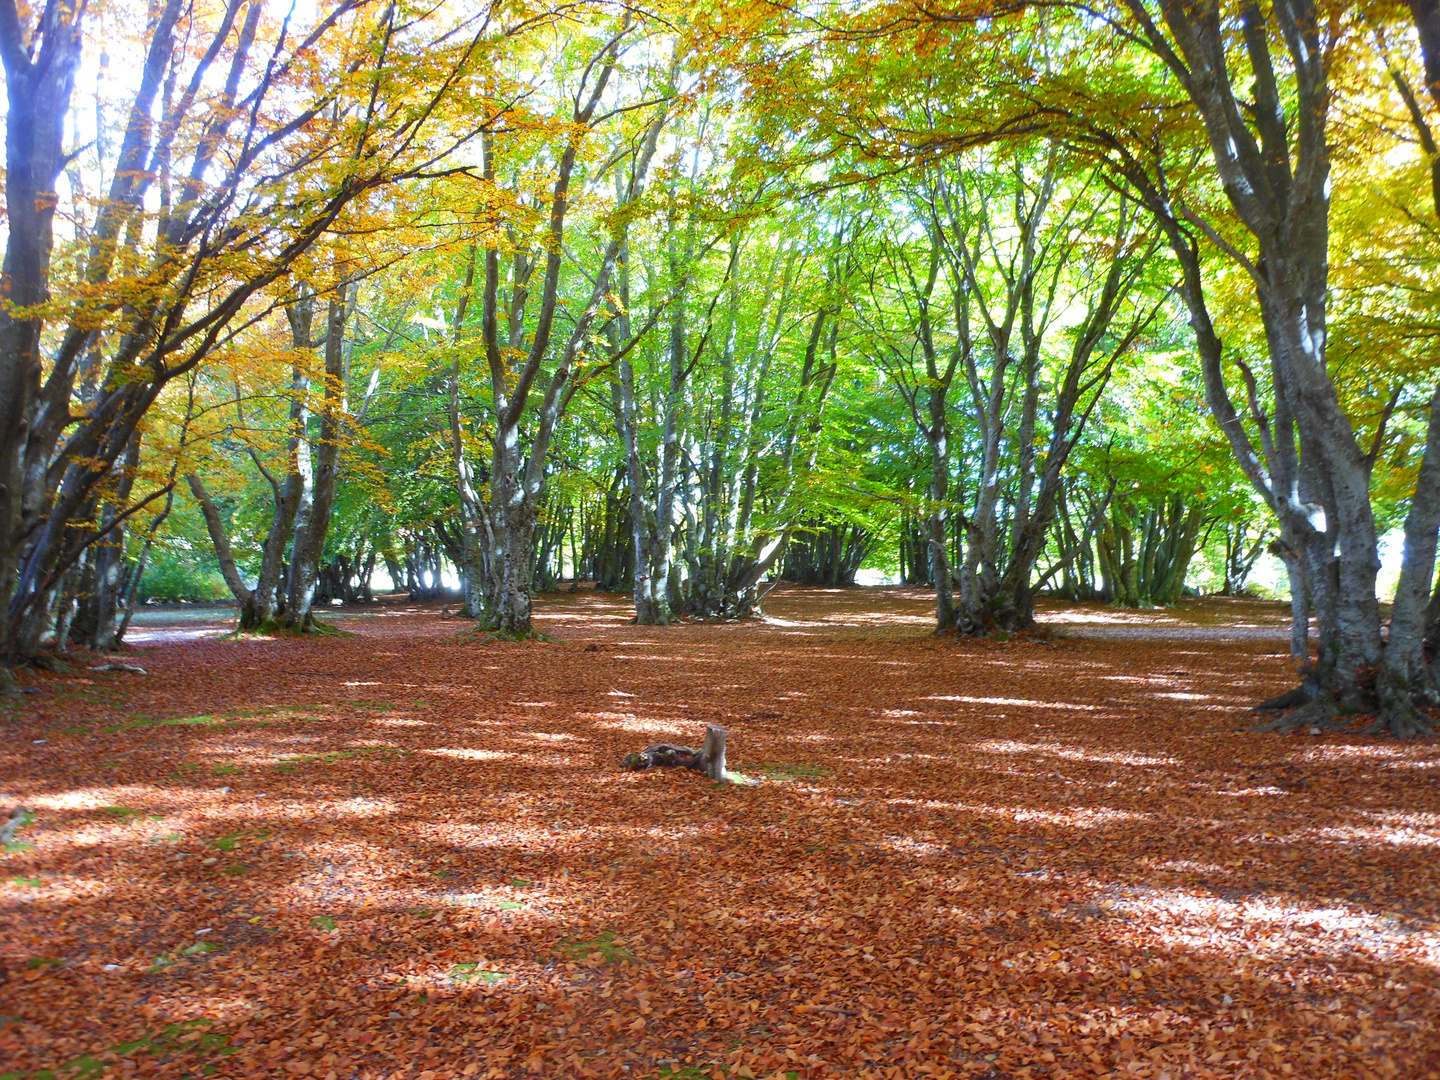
xmin=0 ymin=0 xmax=505 ymax=679
xmin=860 ymin=146 xmax=1160 ymax=633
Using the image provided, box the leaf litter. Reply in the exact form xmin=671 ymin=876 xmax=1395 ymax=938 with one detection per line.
xmin=1 ymin=586 xmax=1437 ymax=1079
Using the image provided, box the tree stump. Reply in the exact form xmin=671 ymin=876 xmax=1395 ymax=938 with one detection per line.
xmin=700 ymin=724 xmax=726 ymax=782
xmin=623 ymin=724 xmax=734 ymax=783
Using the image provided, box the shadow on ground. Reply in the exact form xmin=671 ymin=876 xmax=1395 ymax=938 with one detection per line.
xmin=1 ymin=587 xmax=1436 ymax=1079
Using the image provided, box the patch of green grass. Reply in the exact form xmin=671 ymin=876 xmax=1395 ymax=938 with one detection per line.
xmin=60 ymin=726 xmax=89 ymax=735
xmin=101 ymin=806 xmax=142 ymax=822
xmin=26 ymin=957 xmax=62 ymax=971
xmin=222 ymin=865 xmax=249 ymax=876
xmin=3 ymin=809 xmax=34 ymax=852
xmin=555 ymin=930 xmax=635 ymax=965
xmin=759 ymin=762 xmax=832 ymax=780
xmin=459 ymin=627 xmax=564 ymax=645
xmin=449 ymin=963 xmax=507 ymax=986
xmin=222 ymin=619 xmax=351 ymax=640
xmin=10 ymin=876 xmax=41 ymax=888
xmin=655 ymin=1067 xmax=784 ymax=1080
xmin=499 ymin=901 xmax=524 ymax=911
xmin=510 ymin=877 xmax=531 ymax=887
xmin=207 ymin=829 xmax=267 ymax=852
xmin=210 ymin=764 xmax=242 ymax=777
xmin=310 ymin=915 xmax=337 ymax=932
xmin=348 ymin=700 xmax=398 ymax=712
xmin=655 ymin=1065 xmax=790 ymax=1080
xmin=53 ymin=690 xmax=100 ymax=703
xmin=150 ymin=833 xmax=184 ymax=845
xmin=14 ymin=1018 xmax=235 ymax=1079
xmin=103 ymin=713 xmax=230 ymax=733
xmin=149 ymin=940 xmax=223 ymax=973
xmin=274 ymin=745 xmax=407 ymax=772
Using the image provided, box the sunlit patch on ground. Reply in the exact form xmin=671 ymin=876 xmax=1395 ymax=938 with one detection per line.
xmin=1 ymin=586 xmax=1437 ymax=1079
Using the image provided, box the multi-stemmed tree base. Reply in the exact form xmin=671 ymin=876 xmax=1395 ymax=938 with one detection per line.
xmin=1254 ymin=677 xmax=1437 ymax=738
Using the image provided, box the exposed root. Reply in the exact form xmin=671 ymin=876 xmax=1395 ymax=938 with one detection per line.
xmin=223 ymin=618 xmax=351 ymax=640
xmin=284 ymin=618 xmax=349 ymax=637
xmin=1251 ymin=693 xmax=1344 ymax=734
xmin=460 ymin=627 xmax=562 ymax=644
xmin=622 ymin=725 xmax=751 ymax=784
xmin=28 ymin=654 xmax=74 ymax=675
xmin=1361 ymin=711 xmax=1437 ymax=738
xmin=1361 ymin=698 xmax=1438 ymax=738
xmin=1255 ymin=681 xmax=1319 ymax=712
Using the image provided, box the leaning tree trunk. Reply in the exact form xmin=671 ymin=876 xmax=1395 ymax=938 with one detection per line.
xmin=1370 ymin=379 xmax=1440 ymax=736
xmin=240 ymin=357 xmax=313 ymax=629
xmin=72 ymin=430 xmax=142 ymax=651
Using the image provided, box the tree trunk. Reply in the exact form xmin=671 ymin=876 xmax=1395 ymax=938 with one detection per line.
xmin=286 ymin=281 xmax=352 ymax=631
xmin=0 ymin=9 xmax=86 ymax=684
xmin=186 ymin=473 xmax=252 ymax=611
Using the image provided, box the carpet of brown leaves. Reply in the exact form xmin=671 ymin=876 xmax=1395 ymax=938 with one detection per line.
xmin=2 ymin=586 xmax=1438 ymax=1080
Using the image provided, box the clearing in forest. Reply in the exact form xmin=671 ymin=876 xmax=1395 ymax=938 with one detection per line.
xmin=1 ymin=587 xmax=1437 ymax=1080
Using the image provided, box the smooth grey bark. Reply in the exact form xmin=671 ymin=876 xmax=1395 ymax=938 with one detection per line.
xmin=72 ymin=432 xmax=143 ymax=651
xmin=717 ymin=306 xmax=840 ymax=618
xmin=187 ymin=472 xmax=252 ymax=609
xmin=0 ymin=1 xmax=483 ymax=667
xmin=889 ymin=151 xmax=1155 ymax=635
xmin=867 ymin=225 xmax=962 ymax=630
xmin=608 ymin=243 xmax=672 ymax=625
xmin=1373 ymin=380 xmax=1440 ymax=734
xmin=447 ymin=246 xmax=492 ymax=621
xmin=1112 ymin=1 xmax=1404 ymax=726
xmin=286 ymin=279 xmax=355 ymax=630
xmin=648 ymin=240 xmax=692 ymax=625
xmin=1097 ymin=495 xmax=1207 ymax=607
xmin=236 ymin=308 xmax=316 ymax=629
xmin=2 ymin=1 xmax=265 ymax=662
xmin=475 ymin=58 xmax=667 ymax=636
xmin=0 ymin=0 xmax=87 ymax=682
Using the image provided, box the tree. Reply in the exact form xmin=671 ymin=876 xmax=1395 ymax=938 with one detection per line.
xmin=0 ymin=0 xmax=503 ymax=679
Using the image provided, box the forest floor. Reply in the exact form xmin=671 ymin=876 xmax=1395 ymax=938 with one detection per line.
xmin=1 ymin=586 xmax=1438 ymax=1080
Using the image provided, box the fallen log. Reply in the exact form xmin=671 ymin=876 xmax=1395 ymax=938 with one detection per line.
xmin=623 ymin=724 xmax=737 ymax=783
